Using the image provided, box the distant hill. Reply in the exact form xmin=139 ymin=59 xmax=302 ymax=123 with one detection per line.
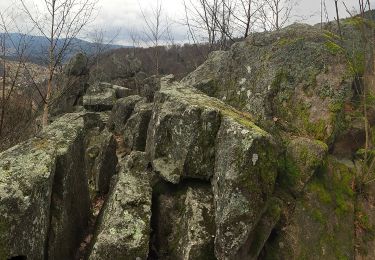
xmin=1 ymin=33 xmax=128 ymax=65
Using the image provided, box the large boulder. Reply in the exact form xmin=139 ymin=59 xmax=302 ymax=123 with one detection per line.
xmin=64 ymin=52 xmax=89 ymax=76
xmin=213 ymin=116 xmax=278 ymax=259
xmin=50 ymin=53 xmax=90 ymax=116
xmin=182 ymin=24 xmax=354 ymax=143
xmin=0 ymin=113 xmax=90 ymax=260
xmin=90 ymin=53 xmax=142 ymax=83
xmin=83 ymin=82 xmax=117 ymax=111
xmin=282 ymin=136 xmax=328 ymax=194
xmin=262 ymin=156 xmax=355 ymax=259
xmin=89 ymin=152 xmax=154 ymax=260
xmin=146 ymin=81 xmax=221 ymax=184
xmin=146 ymin=80 xmax=279 ymax=259
xmin=236 ymin=197 xmax=282 ymax=259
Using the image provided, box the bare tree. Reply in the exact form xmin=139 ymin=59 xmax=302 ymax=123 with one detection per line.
xmin=139 ymin=0 xmax=167 ymax=75
xmin=334 ymin=0 xmax=342 ymax=39
xmin=88 ymin=28 xmax=120 ymax=82
xmin=0 ymin=10 xmax=33 ymax=138
xmin=20 ymin=0 xmax=97 ymax=127
xmin=183 ymin=0 xmax=268 ymax=50
xmin=0 ymin=32 xmax=5 ymax=137
xmin=129 ymin=28 xmax=141 ymax=56
xmin=182 ymin=0 xmax=220 ymax=51
xmin=260 ymin=0 xmax=294 ymax=31
xmin=233 ymin=0 xmax=264 ymax=38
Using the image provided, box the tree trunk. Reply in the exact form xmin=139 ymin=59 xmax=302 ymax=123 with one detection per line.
xmin=0 ymin=38 xmax=6 ymax=137
xmin=0 ymin=60 xmax=5 ymax=137
xmin=42 ymin=75 xmax=53 ymax=127
xmin=42 ymin=0 xmax=56 ymax=128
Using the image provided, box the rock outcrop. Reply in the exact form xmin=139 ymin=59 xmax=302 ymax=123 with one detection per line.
xmin=1 ymin=15 xmax=375 ymax=260
xmin=50 ymin=53 xmax=90 ymax=117
xmin=182 ymin=24 xmax=353 ymax=144
xmin=213 ymin=116 xmax=277 ymax=259
xmin=262 ymin=157 xmax=356 ymax=259
xmin=89 ymin=152 xmax=153 ymax=260
xmin=0 ymin=113 xmax=89 ymax=259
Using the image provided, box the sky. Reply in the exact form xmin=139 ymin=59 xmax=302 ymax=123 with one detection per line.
xmin=0 ymin=0 xmax=374 ymax=46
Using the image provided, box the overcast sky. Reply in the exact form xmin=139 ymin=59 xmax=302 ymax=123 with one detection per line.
xmin=0 ymin=0 xmax=374 ymax=46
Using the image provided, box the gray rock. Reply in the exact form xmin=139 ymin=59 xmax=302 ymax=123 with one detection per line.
xmin=139 ymin=75 xmax=161 ymax=102
xmin=182 ymin=24 xmax=354 ymax=143
xmin=146 ymin=81 xmax=221 ymax=184
xmin=89 ymin=152 xmax=153 ymax=260
xmin=89 ymin=53 xmax=142 ymax=83
xmin=112 ymin=84 xmax=133 ymax=98
xmin=83 ymin=111 xmax=110 ymax=131
xmin=107 ymin=95 xmax=143 ymax=133
xmin=50 ymin=54 xmax=89 ymax=116
xmin=123 ymin=101 xmax=153 ymax=152
xmin=64 ymin=53 xmax=89 ymax=76
xmin=85 ymin=128 xmax=117 ymax=197
xmin=0 ymin=113 xmax=90 ymax=260
xmin=235 ymin=197 xmax=282 ymax=259
xmin=155 ymin=184 xmax=215 ymax=260
xmin=83 ymin=82 xmax=117 ymax=111
xmin=213 ymin=117 xmax=278 ymax=259
xmin=262 ymin=157 xmax=355 ymax=260
xmin=284 ymin=136 xmax=328 ymax=194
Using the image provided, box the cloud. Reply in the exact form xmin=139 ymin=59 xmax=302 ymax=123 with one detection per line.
xmin=1 ymin=0 xmax=374 ymax=45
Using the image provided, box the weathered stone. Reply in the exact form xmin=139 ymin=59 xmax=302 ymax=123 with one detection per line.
xmin=262 ymin=157 xmax=355 ymax=259
xmin=83 ymin=82 xmax=117 ymax=111
xmin=47 ymin=118 xmax=90 ymax=260
xmin=182 ymin=24 xmax=354 ymax=143
xmin=123 ymin=101 xmax=153 ymax=152
xmin=107 ymin=95 xmax=144 ymax=133
xmin=50 ymin=54 xmax=89 ymax=117
xmin=83 ymin=111 xmax=110 ymax=131
xmin=154 ymin=184 xmax=215 ymax=260
xmin=85 ymin=128 xmax=117 ymax=197
xmin=0 ymin=113 xmax=90 ymax=260
xmin=64 ymin=53 xmax=89 ymax=76
xmin=89 ymin=53 xmax=142 ymax=83
xmin=213 ymin=117 xmax=278 ymax=259
xmin=89 ymin=152 xmax=153 ymax=260
xmin=139 ymin=75 xmax=161 ymax=102
xmin=146 ymin=81 xmax=221 ymax=184
xmin=283 ymin=136 xmax=328 ymax=194
xmin=235 ymin=197 xmax=282 ymax=259
xmin=112 ymin=84 xmax=133 ymax=98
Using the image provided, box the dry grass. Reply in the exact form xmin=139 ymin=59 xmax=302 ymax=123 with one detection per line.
xmin=0 ymin=59 xmax=47 ymax=152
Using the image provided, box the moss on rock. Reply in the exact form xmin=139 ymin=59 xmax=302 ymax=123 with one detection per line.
xmin=262 ymin=156 xmax=355 ymax=259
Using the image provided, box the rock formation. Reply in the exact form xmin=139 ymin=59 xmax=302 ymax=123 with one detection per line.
xmin=1 ymin=17 xmax=375 ymax=260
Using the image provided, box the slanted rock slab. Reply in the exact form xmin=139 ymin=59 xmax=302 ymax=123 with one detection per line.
xmin=107 ymin=95 xmax=144 ymax=133
xmin=89 ymin=152 xmax=153 ymax=260
xmin=213 ymin=116 xmax=278 ymax=260
xmin=146 ymin=80 xmax=222 ymax=184
xmin=123 ymin=101 xmax=153 ymax=152
xmin=0 ymin=113 xmax=90 ymax=260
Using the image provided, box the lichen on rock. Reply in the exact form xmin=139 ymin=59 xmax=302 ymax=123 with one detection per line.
xmin=0 ymin=113 xmax=90 ymax=259
xmin=89 ymin=152 xmax=154 ymax=260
